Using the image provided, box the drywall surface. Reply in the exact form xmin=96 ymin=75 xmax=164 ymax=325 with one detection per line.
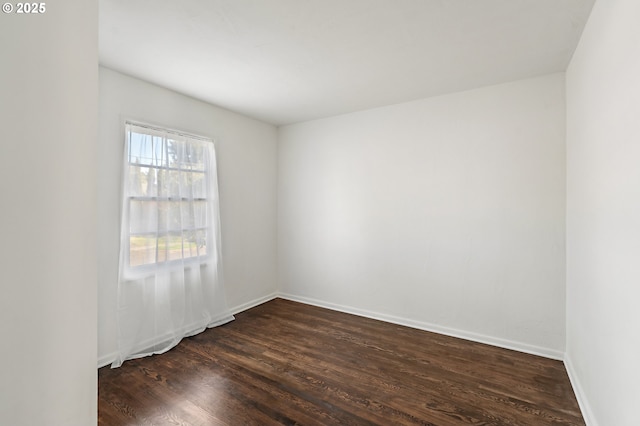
xmin=278 ymin=73 xmax=566 ymax=357
xmin=566 ymin=0 xmax=640 ymax=424
xmin=98 ymin=67 xmax=278 ymax=365
xmin=0 ymin=2 xmax=98 ymax=425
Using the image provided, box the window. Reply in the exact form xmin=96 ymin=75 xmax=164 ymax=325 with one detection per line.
xmin=114 ymin=122 xmax=231 ymax=366
xmin=123 ymin=122 xmax=215 ymax=271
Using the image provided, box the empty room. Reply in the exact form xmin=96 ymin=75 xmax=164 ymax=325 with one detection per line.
xmin=2 ymin=0 xmax=639 ymax=425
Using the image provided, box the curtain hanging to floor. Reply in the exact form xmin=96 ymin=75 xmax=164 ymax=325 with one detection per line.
xmin=112 ymin=122 xmax=234 ymax=368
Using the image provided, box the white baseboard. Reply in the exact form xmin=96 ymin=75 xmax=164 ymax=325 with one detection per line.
xmin=278 ymin=292 xmax=565 ymax=361
xmin=98 ymin=293 xmax=278 ymax=368
xmin=228 ymin=292 xmax=278 ymax=315
xmin=564 ymin=354 xmax=598 ymax=426
xmin=99 ymin=291 xmax=564 ymax=365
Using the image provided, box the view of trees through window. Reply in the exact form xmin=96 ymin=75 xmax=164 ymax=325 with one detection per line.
xmin=126 ymin=125 xmax=211 ymax=268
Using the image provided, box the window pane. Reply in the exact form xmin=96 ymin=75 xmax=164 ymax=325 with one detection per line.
xmin=130 ymin=200 xmax=158 ymax=234
xmin=157 ymin=200 xmax=183 ymax=232
xmin=184 ymin=230 xmax=207 ymax=258
xmin=128 ymin=165 xmax=153 ymax=197
xmin=157 ymin=234 xmax=181 ymax=263
xmin=154 ymin=135 xmax=167 ymax=167
xmin=129 ymin=132 xmax=154 ymax=166
xmin=130 ymin=235 xmax=157 ymax=267
xmin=156 ymin=235 xmax=168 ymax=263
xmin=167 ymin=138 xmax=179 ymax=168
xmin=179 ymin=201 xmax=194 ymax=230
xmin=193 ymin=201 xmax=207 ymax=228
xmin=186 ymin=142 xmax=206 ymax=171
xmin=156 ymin=169 xmax=171 ymax=197
xmin=192 ymin=172 xmax=206 ymax=198
xmin=196 ymin=230 xmax=207 ymax=257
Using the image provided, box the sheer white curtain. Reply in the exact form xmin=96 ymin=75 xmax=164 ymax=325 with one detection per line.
xmin=112 ymin=122 xmax=233 ymax=368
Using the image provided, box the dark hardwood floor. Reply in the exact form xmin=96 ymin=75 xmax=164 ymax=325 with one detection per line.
xmin=98 ymin=298 xmax=585 ymax=425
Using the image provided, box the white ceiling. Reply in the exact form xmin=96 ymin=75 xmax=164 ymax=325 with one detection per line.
xmin=99 ymin=0 xmax=595 ymax=126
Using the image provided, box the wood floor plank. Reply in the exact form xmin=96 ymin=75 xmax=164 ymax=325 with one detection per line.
xmin=99 ymin=298 xmax=584 ymax=425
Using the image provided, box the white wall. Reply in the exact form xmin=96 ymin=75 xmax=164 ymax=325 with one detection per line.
xmin=279 ymin=73 xmax=566 ymax=357
xmin=565 ymin=0 xmax=640 ymax=424
xmin=98 ymin=67 xmax=278 ymax=366
xmin=0 ymin=2 xmax=98 ymax=425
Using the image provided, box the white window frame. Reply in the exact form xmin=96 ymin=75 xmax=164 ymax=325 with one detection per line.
xmin=122 ymin=121 xmax=216 ymax=277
